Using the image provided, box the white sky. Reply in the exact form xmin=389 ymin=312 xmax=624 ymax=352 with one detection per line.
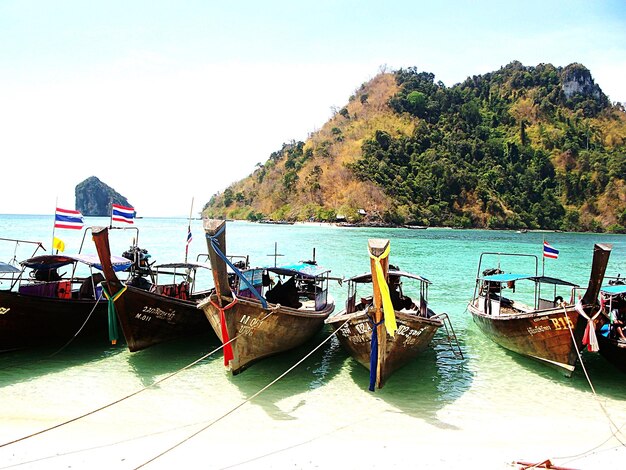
xmin=1 ymin=0 xmax=624 ymax=217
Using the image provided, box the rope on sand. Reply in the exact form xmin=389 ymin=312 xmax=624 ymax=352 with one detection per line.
xmin=520 ymin=305 xmax=626 ymax=469
xmin=0 ymin=335 xmax=237 ymax=449
xmin=559 ymin=304 xmax=625 ymax=445
xmin=134 ymin=316 xmax=351 ymax=469
xmin=0 ymin=293 xmax=285 ymax=449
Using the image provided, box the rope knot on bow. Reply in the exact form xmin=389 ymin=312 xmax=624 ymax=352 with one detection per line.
xmin=575 ymin=299 xmax=603 ymax=353
xmin=210 ymin=293 xmax=239 ymax=366
xmin=101 ymin=285 xmax=126 ymax=345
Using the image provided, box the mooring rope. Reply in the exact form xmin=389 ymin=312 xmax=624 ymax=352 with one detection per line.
xmin=0 ymin=334 xmax=237 ymax=449
xmin=47 ymin=291 xmax=105 ymax=358
xmin=524 ymin=303 xmax=626 ymax=469
xmin=134 ymin=316 xmax=351 ymax=469
xmin=560 ymin=303 xmax=625 ymax=443
xmin=196 ymin=295 xmax=281 ymax=367
xmin=0 ymin=304 xmax=308 ymax=468
xmin=0 ymin=292 xmax=105 ymax=371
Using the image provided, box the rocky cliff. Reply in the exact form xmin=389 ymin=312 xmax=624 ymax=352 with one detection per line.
xmin=561 ymin=63 xmax=604 ymax=100
xmin=75 ymin=176 xmax=132 ymax=216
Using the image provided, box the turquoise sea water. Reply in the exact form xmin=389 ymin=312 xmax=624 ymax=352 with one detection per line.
xmin=1 ymin=215 xmax=625 ymax=469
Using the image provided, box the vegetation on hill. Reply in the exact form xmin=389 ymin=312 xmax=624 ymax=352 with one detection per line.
xmin=203 ymin=62 xmax=626 ymax=232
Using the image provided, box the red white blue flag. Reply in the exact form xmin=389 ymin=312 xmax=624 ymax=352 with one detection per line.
xmin=111 ymin=204 xmax=135 ymax=225
xmin=54 ymin=207 xmax=84 ymax=230
xmin=185 ymin=225 xmax=192 ymax=259
xmin=543 ymin=241 xmax=559 ymax=259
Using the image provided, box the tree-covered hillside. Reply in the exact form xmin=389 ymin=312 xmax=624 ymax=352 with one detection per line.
xmin=204 ymin=62 xmax=626 ymax=232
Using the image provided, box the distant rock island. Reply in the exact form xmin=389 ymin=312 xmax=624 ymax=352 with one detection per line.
xmin=75 ymin=176 xmax=132 ymax=216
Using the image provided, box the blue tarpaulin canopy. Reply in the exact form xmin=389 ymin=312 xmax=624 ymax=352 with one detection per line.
xmin=266 ymin=262 xmax=330 ymax=278
xmin=480 ymin=273 xmax=533 ymax=282
xmin=601 ymin=284 xmax=626 ymax=296
xmin=479 ymin=273 xmax=577 ymax=287
xmin=529 ymin=276 xmax=578 ymax=287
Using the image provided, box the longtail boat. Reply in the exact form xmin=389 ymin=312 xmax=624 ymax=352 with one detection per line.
xmin=198 ymin=218 xmax=335 ymax=374
xmin=468 ymin=243 xmax=612 ymax=376
xmin=91 ymin=226 xmax=214 ymax=352
xmin=597 ymin=277 xmax=626 ymax=373
xmin=325 ymin=238 xmax=460 ymax=390
xmin=0 ymin=237 xmax=132 ymax=351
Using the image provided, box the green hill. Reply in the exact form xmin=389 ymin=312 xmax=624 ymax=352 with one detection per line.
xmin=203 ymin=61 xmax=626 ymax=232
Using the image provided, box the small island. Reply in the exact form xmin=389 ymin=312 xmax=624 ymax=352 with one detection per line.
xmin=75 ymin=176 xmax=133 ymax=216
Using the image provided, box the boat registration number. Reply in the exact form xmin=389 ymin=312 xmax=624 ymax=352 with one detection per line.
xmin=527 ymin=316 xmax=573 ymax=335
xmin=238 ymin=314 xmax=264 ymax=336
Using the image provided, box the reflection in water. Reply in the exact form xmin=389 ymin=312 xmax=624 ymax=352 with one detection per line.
xmin=223 ymin=329 xmax=344 ymax=420
xmin=346 ymin=330 xmax=473 ymax=428
xmin=505 ymin=346 xmax=626 ymax=401
xmin=126 ymin=331 xmax=221 ymax=387
xmin=0 ymin=337 xmax=125 ymax=388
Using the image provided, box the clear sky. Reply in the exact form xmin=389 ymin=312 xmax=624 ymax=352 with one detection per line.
xmin=1 ymin=0 xmax=624 ymax=217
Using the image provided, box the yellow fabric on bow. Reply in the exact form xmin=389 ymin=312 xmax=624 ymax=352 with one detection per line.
xmin=369 ymin=243 xmax=397 ymax=337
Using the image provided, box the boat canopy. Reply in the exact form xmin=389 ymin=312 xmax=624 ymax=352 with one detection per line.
xmin=529 ymin=276 xmax=578 ymax=287
xmin=155 ymin=262 xmax=212 ymax=271
xmin=266 ymin=262 xmax=330 ymax=279
xmin=479 ymin=273 xmax=533 ymax=282
xmin=0 ymin=261 xmax=20 ymax=274
xmin=479 ymin=273 xmax=577 ymax=287
xmin=348 ymin=269 xmax=431 ymax=285
xmin=21 ymin=254 xmax=132 ymax=272
xmin=601 ymin=284 xmax=626 ymax=296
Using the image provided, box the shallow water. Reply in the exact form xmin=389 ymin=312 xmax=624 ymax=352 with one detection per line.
xmin=0 ymin=216 xmax=625 ymax=469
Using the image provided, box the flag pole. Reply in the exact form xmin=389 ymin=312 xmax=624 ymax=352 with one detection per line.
xmin=52 ymin=197 xmax=58 ymax=254
xmin=542 ymin=237 xmax=546 ymax=277
xmin=109 ymin=198 xmax=113 ymax=229
xmin=185 ymin=197 xmax=194 ymax=263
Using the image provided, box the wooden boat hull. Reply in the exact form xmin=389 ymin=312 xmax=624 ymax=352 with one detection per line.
xmin=101 ymin=282 xmax=211 ymax=352
xmin=469 ymin=302 xmax=584 ymax=376
xmin=0 ymin=289 xmax=110 ymax=350
xmin=597 ymin=334 xmax=626 ymax=373
xmin=199 ymin=293 xmax=334 ymax=374
xmin=326 ymin=309 xmax=443 ymax=388
xmin=91 ymin=226 xmax=214 ymax=352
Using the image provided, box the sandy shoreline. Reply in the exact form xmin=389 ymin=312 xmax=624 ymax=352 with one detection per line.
xmin=1 ymin=351 xmax=625 ymax=470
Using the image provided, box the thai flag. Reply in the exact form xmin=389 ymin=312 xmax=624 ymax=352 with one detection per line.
xmin=185 ymin=225 xmax=192 ymax=258
xmin=54 ymin=207 xmax=84 ymax=230
xmin=111 ymin=204 xmax=135 ymax=225
xmin=543 ymin=241 xmax=559 ymax=259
